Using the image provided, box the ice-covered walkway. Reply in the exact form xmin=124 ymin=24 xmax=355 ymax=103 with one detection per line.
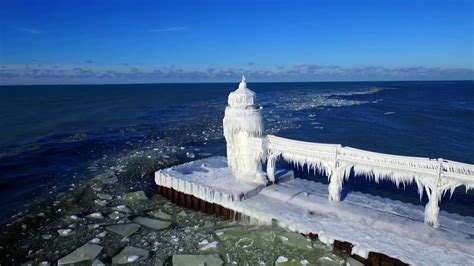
xmin=236 ymin=178 xmax=474 ymax=265
xmin=155 ymin=156 xmax=474 ymax=265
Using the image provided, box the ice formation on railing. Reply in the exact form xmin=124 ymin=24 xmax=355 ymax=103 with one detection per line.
xmin=222 ymin=77 xmax=474 ymax=228
xmin=265 ymin=135 xmax=474 ymax=228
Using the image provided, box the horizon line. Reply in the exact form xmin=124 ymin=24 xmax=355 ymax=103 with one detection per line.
xmin=1 ymin=79 xmax=473 ymax=87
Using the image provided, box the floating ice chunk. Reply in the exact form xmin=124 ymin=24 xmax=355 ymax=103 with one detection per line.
xmin=86 ymin=212 xmax=104 ymax=219
xmin=96 ymin=231 xmax=106 ymax=238
xmin=106 ymin=224 xmax=140 ymax=238
xmin=148 ymin=209 xmax=172 ymax=220
xmin=319 ymin=256 xmax=334 ymax=263
xmin=123 ymin=191 xmax=148 ymax=201
xmin=57 ymin=243 xmax=102 ymax=265
xmin=300 ymin=259 xmax=309 ymax=265
xmin=89 ymin=238 xmax=100 ymax=244
xmin=42 ymin=234 xmax=52 ymax=240
xmin=112 ymin=246 xmax=149 ymax=264
xmin=235 ymin=238 xmax=254 ymax=248
xmin=111 ymin=205 xmax=131 ymax=213
xmin=67 ymin=223 xmax=76 ymax=228
xmin=133 ymin=217 xmax=171 ymax=230
xmin=87 ymin=224 xmax=100 ymax=230
xmin=172 ymin=254 xmax=223 ymax=266
xmin=102 ymin=176 xmax=118 ymax=185
xmin=199 ymin=241 xmax=218 ymax=251
xmin=96 ymin=193 xmax=113 ymax=200
xmin=198 ymin=239 xmax=209 ymax=245
xmin=57 ymin=229 xmax=73 ymax=236
xmin=108 ymin=211 xmax=125 ymax=220
xmin=279 ymin=232 xmax=313 ymax=250
xmin=94 ymin=199 xmax=107 ymax=206
xmin=92 ymin=259 xmax=105 ymax=266
xmin=186 ymin=152 xmax=195 ymax=159
xmin=127 ymin=255 xmax=139 ymax=262
xmin=275 ymin=256 xmax=288 ymax=264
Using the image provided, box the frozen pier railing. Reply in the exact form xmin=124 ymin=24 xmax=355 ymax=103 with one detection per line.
xmin=265 ymin=134 xmax=474 ymax=228
xmin=222 ymin=76 xmax=474 ymax=228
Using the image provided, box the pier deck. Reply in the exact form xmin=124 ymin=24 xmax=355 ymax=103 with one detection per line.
xmin=155 ymin=156 xmax=474 ymax=265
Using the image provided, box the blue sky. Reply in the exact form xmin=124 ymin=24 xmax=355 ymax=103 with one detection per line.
xmin=0 ymin=0 xmax=473 ymax=84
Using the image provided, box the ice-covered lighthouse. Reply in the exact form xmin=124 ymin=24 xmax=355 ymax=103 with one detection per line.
xmin=223 ymin=76 xmax=267 ymax=184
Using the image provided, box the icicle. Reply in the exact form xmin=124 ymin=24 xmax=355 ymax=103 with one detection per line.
xmin=328 ymin=171 xmax=343 ymax=201
xmin=424 ymin=187 xmax=440 ymax=228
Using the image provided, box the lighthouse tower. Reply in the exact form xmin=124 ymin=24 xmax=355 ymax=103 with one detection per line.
xmin=223 ymin=76 xmax=267 ymax=184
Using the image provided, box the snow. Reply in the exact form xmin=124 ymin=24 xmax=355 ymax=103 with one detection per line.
xmin=155 ymin=158 xmax=474 ymax=265
xmin=155 ymin=156 xmax=266 ymax=208
xmin=234 ymin=178 xmax=474 ymax=265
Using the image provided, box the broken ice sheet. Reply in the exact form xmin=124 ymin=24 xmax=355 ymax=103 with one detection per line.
xmin=278 ymin=231 xmax=313 ymax=250
xmin=57 ymin=229 xmax=73 ymax=237
xmin=57 ymin=243 xmax=102 ymax=265
xmin=96 ymin=193 xmax=113 ymax=200
xmin=199 ymin=240 xmax=219 ymax=251
xmin=112 ymin=246 xmax=149 ymax=264
xmin=123 ymin=191 xmax=148 ymax=201
xmin=147 ymin=209 xmax=172 ymax=220
xmin=111 ymin=205 xmax=131 ymax=213
xmin=86 ymin=212 xmax=104 ymax=219
xmin=172 ymin=254 xmax=223 ymax=266
xmin=108 ymin=211 xmax=125 ymax=220
xmin=132 ymin=216 xmax=171 ymax=230
xmin=106 ymin=223 xmax=140 ymax=238
xmin=101 ymin=176 xmax=118 ymax=185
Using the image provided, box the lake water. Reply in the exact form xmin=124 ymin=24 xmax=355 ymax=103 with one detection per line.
xmin=1 ymin=80 xmax=473 ymax=219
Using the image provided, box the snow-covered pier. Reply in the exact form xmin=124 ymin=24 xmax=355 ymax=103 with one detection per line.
xmin=265 ymin=134 xmax=474 ymax=228
xmin=155 ymin=77 xmax=474 ymax=265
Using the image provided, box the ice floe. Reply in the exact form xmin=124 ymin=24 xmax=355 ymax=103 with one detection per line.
xmin=132 ymin=217 xmax=171 ymax=230
xmin=106 ymin=223 xmax=140 ymax=238
xmin=111 ymin=246 xmax=149 ymax=264
xmin=57 ymin=243 xmax=102 ymax=265
xmin=172 ymin=254 xmax=223 ymax=266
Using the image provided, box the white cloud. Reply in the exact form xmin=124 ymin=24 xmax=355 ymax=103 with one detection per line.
xmin=1 ymin=63 xmax=472 ymax=85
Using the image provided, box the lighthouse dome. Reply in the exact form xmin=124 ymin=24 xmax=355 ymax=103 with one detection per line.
xmin=227 ymin=76 xmax=256 ymax=107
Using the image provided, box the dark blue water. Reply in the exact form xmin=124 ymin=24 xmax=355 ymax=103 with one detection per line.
xmin=1 ymin=81 xmax=473 ymax=220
